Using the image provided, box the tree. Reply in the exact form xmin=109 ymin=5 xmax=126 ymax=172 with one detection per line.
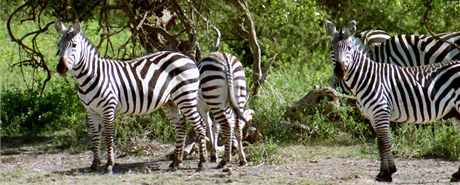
xmin=6 ymin=0 xmax=271 ymax=96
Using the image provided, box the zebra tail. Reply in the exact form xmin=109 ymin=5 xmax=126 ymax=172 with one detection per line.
xmin=224 ymin=58 xmax=249 ymax=124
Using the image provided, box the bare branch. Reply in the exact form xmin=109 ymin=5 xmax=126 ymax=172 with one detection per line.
xmin=171 ymin=0 xmax=199 ymax=59
xmin=230 ymin=0 xmax=262 ymax=97
xmin=7 ymin=2 xmax=53 ymax=95
xmin=422 ymin=1 xmax=460 ymax=51
xmin=260 ymin=54 xmax=277 ymax=85
xmin=190 ymin=3 xmax=221 ymax=51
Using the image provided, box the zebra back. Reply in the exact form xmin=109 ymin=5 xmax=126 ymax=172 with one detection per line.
xmin=358 ymin=29 xmax=391 ymax=50
xmin=372 ymin=32 xmax=460 ymax=66
xmin=199 ymin=52 xmax=248 ymax=123
xmin=333 ymin=30 xmax=460 ymax=94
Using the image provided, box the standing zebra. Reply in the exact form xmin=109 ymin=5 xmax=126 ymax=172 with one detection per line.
xmin=54 ymin=21 xmax=207 ymax=173
xmin=357 ymin=29 xmax=391 ymax=51
xmin=198 ymin=52 xmax=249 ymax=168
xmin=332 ymin=28 xmax=460 ymax=94
xmin=326 ymin=20 xmax=460 ymax=182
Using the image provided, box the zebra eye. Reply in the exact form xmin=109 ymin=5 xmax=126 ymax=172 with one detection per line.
xmin=72 ymin=43 xmax=77 ymax=47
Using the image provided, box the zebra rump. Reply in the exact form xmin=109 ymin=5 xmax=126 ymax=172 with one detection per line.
xmin=198 ymin=51 xmax=250 ymax=168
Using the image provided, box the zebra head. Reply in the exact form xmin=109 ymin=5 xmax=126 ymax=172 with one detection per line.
xmin=326 ymin=20 xmax=357 ymax=81
xmin=54 ymin=21 xmax=82 ymax=76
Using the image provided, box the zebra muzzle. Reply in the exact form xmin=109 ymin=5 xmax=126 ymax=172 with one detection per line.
xmin=57 ymin=57 xmax=68 ymax=76
xmin=334 ymin=63 xmax=345 ymax=80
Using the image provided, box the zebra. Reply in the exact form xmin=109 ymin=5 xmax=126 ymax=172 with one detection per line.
xmin=197 ymin=52 xmax=250 ymax=168
xmin=54 ymin=21 xmax=207 ymax=173
xmin=357 ymin=29 xmax=391 ymax=51
xmin=332 ymin=28 xmax=460 ymax=94
xmin=326 ymin=20 xmax=460 ymax=182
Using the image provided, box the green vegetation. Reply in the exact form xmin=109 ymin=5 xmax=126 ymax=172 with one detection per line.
xmin=2 ymin=0 xmax=460 ymax=165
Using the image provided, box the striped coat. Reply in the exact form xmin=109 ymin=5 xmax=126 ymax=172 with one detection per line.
xmin=55 ymin=21 xmax=207 ymax=173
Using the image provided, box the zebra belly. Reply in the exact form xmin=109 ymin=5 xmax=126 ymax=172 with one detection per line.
xmin=114 ymin=89 xmax=171 ymax=115
xmin=389 ymin=97 xmax=456 ymax=124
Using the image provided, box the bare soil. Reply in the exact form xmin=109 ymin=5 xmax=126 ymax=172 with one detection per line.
xmin=1 ymin=137 xmax=459 ymax=185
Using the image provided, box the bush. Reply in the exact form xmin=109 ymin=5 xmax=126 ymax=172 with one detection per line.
xmin=392 ymin=122 xmax=460 ymax=160
xmin=1 ymin=79 xmax=85 ymax=137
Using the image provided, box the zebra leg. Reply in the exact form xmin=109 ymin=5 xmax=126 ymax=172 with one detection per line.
xmin=162 ymin=101 xmax=186 ymax=171
xmin=211 ymin=116 xmax=220 ymax=163
xmin=216 ymin=108 xmax=234 ymax=169
xmin=87 ymin=112 xmax=103 ymax=171
xmin=452 ymin=168 xmax=460 ymax=182
xmin=235 ymin=118 xmax=247 ymax=166
xmin=101 ymin=112 xmax=116 ymax=175
xmin=198 ymin=101 xmax=217 ymax=162
xmin=373 ymin=119 xmax=397 ymax=182
xmin=180 ymin=105 xmax=208 ymax=171
xmin=451 ymin=117 xmax=460 ymax=182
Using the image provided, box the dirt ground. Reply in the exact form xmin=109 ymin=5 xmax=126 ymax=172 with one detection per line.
xmin=1 ymin=138 xmax=459 ymax=185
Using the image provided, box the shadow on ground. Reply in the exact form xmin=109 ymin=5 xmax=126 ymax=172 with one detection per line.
xmin=52 ymin=160 xmax=170 ymax=175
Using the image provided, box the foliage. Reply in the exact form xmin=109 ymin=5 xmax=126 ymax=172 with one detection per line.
xmin=245 ymin=140 xmax=282 ymax=165
xmin=392 ymin=123 xmax=460 ymax=160
xmin=317 ymin=0 xmax=460 ymax=34
xmin=1 ymin=79 xmax=84 ymax=136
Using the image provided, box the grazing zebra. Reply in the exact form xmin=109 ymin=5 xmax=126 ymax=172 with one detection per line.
xmin=54 ymin=21 xmax=207 ymax=173
xmin=357 ymin=29 xmax=391 ymax=50
xmin=197 ymin=52 xmax=249 ymax=168
xmin=332 ymin=28 xmax=460 ymax=94
xmin=326 ymin=20 xmax=460 ymax=182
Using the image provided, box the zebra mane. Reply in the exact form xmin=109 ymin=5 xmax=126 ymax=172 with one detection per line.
xmin=78 ymin=32 xmax=162 ymax=63
xmin=77 ymin=33 xmax=100 ymax=58
xmin=350 ymin=35 xmax=372 ymax=57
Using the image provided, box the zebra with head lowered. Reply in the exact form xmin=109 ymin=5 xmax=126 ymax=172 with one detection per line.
xmin=326 ymin=20 xmax=460 ymax=182
xmin=54 ymin=21 xmax=208 ymax=173
xmin=197 ymin=52 xmax=251 ymax=168
xmin=332 ymin=27 xmax=460 ymax=94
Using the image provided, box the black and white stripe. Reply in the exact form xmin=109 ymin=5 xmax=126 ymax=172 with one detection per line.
xmin=357 ymin=29 xmax=391 ymax=51
xmin=372 ymin=32 xmax=460 ymax=66
xmin=55 ymin=22 xmax=207 ymax=173
xmin=326 ymin=20 xmax=460 ymax=182
xmin=333 ymin=28 xmax=460 ymax=94
xmin=198 ymin=52 xmax=249 ymax=168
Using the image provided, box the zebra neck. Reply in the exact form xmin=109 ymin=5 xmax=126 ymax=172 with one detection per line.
xmin=72 ymin=43 xmax=108 ymax=88
xmin=345 ymin=50 xmax=383 ymax=94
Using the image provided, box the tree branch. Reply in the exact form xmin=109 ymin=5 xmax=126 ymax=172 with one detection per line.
xmin=230 ymin=0 xmax=262 ymax=97
xmin=7 ymin=1 xmax=53 ymax=95
xmin=190 ymin=3 xmax=221 ymax=51
xmin=422 ymin=1 xmax=460 ymax=51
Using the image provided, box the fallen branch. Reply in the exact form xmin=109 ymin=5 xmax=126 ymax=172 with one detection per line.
xmin=284 ymin=86 xmax=357 ymax=120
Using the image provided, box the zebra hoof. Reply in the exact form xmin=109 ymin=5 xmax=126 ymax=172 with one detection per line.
xmin=217 ymin=160 xmax=228 ymax=169
xmin=239 ymin=160 xmax=248 ymax=166
xmin=168 ymin=161 xmax=182 ymax=171
xmin=90 ymin=159 xmax=102 ymax=171
xmin=106 ymin=165 xmax=114 ymax=175
xmin=196 ymin=160 xmax=206 ymax=172
xmin=375 ymin=172 xmax=393 ymax=182
xmin=210 ymin=155 xmax=217 ymax=163
xmin=450 ymin=171 xmax=460 ymax=182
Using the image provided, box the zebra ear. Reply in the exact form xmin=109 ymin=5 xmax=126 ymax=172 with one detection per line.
xmin=343 ymin=20 xmax=357 ymax=37
xmin=325 ymin=20 xmax=338 ymax=36
xmin=54 ymin=21 xmax=67 ymax=34
xmin=72 ymin=21 xmax=81 ymax=33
